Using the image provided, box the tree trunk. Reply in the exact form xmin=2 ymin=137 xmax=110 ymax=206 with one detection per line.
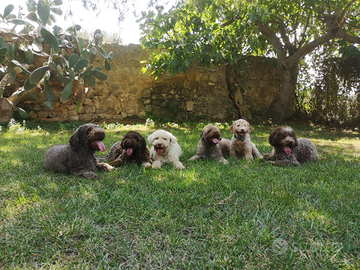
xmin=0 ymin=86 xmax=42 ymax=123
xmin=269 ymin=60 xmax=300 ymax=124
xmin=225 ymin=65 xmax=249 ymax=119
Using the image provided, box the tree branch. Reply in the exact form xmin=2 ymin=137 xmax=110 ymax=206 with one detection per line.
xmin=222 ymin=17 xmax=238 ymax=28
xmin=283 ymin=33 xmax=333 ymax=69
xmin=337 ymin=31 xmax=360 ymax=44
xmin=340 ymin=0 xmax=358 ymax=21
xmin=255 ymin=21 xmax=286 ymax=61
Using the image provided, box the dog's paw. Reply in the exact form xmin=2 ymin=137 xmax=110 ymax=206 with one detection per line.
xmin=142 ymin=162 xmax=152 ymax=168
xmin=174 ymin=161 xmax=185 ymax=170
xmin=109 ymin=159 xmax=123 ymax=167
xmin=262 ymin=154 xmax=273 ymax=160
xmin=219 ymin=158 xmax=228 ymax=165
xmin=97 ymin=162 xmax=115 ymax=171
xmin=189 ymin=155 xmax=199 ymax=161
xmin=83 ymin=171 xmax=99 ymax=179
xmin=152 ymin=160 xmax=162 ymax=169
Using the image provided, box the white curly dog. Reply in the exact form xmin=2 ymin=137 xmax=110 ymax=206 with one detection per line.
xmin=148 ymin=130 xmax=185 ymax=170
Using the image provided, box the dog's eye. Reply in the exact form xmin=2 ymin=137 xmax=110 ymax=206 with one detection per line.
xmin=163 ymin=137 xmax=167 ymax=140
xmin=154 ymin=137 xmax=158 ymax=140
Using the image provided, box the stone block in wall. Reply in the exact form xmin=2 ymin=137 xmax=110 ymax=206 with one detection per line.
xmin=69 ymin=115 xmax=79 ymax=121
xmin=141 ymin=88 xmax=152 ymax=99
xmin=33 ymin=104 xmax=43 ymax=111
xmin=69 ymin=110 xmax=78 ymax=117
xmin=84 ymin=105 xmax=96 ymax=114
xmin=29 ymin=111 xmax=37 ymax=119
xmin=79 ymin=114 xmax=93 ymax=122
xmin=37 ymin=111 xmax=49 ymax=118
xmin=49 ymin=111 xmax=58 ymax=118
xmin=83 ymin=98 xmax=93 ymax=105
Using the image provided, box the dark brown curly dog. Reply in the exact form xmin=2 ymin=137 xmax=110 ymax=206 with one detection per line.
xmin=189 ymin=125 xmax=231 ymax=164
xmin=43 ymin=123 xmax=114 ymax=179
xmin=101 ymin=131 xmax=152 ymax=167
xmin=263 ymin=126 xmax=317 ymax=165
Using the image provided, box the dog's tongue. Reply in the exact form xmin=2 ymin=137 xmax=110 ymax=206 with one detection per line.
xmin=284 ymin=146 xmax=291 ymax=155
xmin=212 ymin=138 xmax=219 ymax=144
xmin=127 ymin=148 xmax=133 ymax=156
xmin=156 ymin=148 xmax=164 ymax=155
xmin=94 ymin=141 xmax=106 ymax=152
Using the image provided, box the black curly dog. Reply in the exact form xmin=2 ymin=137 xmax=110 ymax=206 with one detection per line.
xmin=99 ymin=131 xmax=152 ymax=168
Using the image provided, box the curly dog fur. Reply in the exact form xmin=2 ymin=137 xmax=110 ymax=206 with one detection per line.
xmin=43 ymin=123 xmax=114 ymax=179
xmin=99 ymin=131 xmax=152 ymax=168
xmin=189 ymin=125 xmax=231 ymax=164
xmin=229 ymin=119 xmax=262 ymax=161
xmin=148 ymin=130 xmax=184 ymax=170
xmin=263 ymin=126 xmax=317 ymax=165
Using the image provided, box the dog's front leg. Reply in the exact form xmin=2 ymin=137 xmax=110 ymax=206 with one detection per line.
xmin=229 ymin=148 xmax=237 ymax=158
xmin=152 ymin=160 xmax=162 ymax=169
xmin=271 ymin=155 xmax=300 ymax=166
xmin=262 ymin=153 xmax=274 ymax=160
xmin=173 ymin=159 xmax=185 ymax=170
xmin=218 ymin=157 xmax=229 ymax=164
xmin=252 ymin=145 xmax=263 ymax=159
xmin=142 ymin=161 xmax=152 ymax=168
xmin=189 ymin=155 xmax=200 ymax=161
xmin=75 ymin=170 xmax=99 ymax=179
xmin=97 ymin=162 xmax=115 ymax=171
xmin=244 ymin=148 xmax=254 ymax=161
xmin=110 ymin=158 xmax=124 ymax=167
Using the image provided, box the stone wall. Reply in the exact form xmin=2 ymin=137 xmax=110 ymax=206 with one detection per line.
xmin=12 ymin=42 xmax=280 ymax=122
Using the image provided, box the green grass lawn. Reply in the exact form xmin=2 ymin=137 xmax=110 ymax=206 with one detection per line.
xmin=1 ymin=119 xmax=359 ymax=269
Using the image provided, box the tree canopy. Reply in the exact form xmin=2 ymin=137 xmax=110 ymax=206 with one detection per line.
xmin=139 ymin=0 xmax=360 ymax=123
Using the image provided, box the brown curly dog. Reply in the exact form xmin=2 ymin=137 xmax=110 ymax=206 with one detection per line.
xmin=189 ymin=125 xmax=231 ymax=164
xmin=263 ymin=126 xmax=317 ymax=165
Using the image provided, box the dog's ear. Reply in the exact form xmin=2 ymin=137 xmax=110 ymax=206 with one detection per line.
xmin=268 ymin=128 xmax=280 ymax=146
xmin=230 ymin=122 xmax=235 ymax=134
xmin=139 ymin=135 xmax=147 ymax=152
xmin=200 ymin=129 xmax=205 ymax=140
xmin=147 ymin=134 xmax=153 ymax=145
xmin=169 ymin=133 xmax=178 ymax=144
xmin=69 ymin=127 xmax=81 ymax=150
xmin=120 ymin=138 xmax=125 ymax=148
xmin=290 ymin=129 xmax=298 ymax=146
xmin=249 ymin=125 xmax=253 ymax=133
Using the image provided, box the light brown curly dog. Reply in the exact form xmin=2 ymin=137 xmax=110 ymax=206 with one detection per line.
xmin=263 ymin=126 xmax=317 ymax=165
xmin=43 ymin=123 xmax=114 ymax=179
xmin=229 ymin=119 xmax=263 ymax=161
xmin=189 ymin=125 xmax=231 ymax=164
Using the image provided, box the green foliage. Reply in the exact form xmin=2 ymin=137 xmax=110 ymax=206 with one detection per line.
xmin=0 ymin=1 xmax=115 ymax=119
xmin=139 ymin=0 xmax=360 ymax=78
xmin=138 ymin=0 xmax=255 ymax=77
xmin=297 ymin=46 xmax=360 ymax=127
